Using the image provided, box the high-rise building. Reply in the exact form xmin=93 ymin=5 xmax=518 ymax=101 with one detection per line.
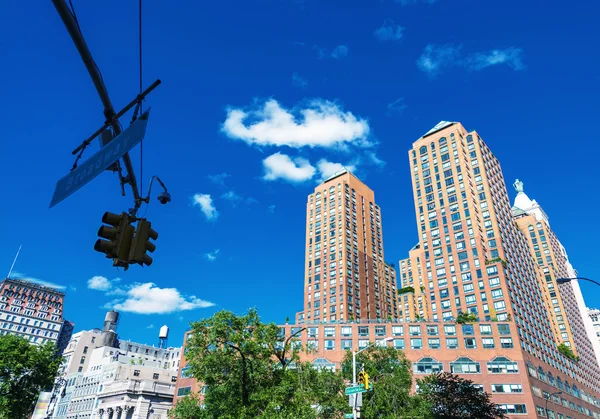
xmin=588 ymin=308 xmax=600 ymax=365
xmin=173 ymin=122 xmax=600 ymax=418
xmin=299 ymin=170 xmax=398 ymax=324
xmin=0 ymin=277 xmax=72 ymax=347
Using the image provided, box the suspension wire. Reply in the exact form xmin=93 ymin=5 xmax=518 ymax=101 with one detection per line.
xmin=138 ymin=0 xmax=144 ymax=195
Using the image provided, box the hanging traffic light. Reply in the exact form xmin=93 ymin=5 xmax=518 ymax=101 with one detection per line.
xmin=358 ymin=371 xmax=370 ymax=390
xmin=94 ymin=212 xmax=134 ymax=268
xmin=129 ymin=219 xmax=158 ymax=266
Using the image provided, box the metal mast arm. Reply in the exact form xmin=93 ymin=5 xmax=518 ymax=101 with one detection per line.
xmin=52 ymin=0 xmax=142 ymax=206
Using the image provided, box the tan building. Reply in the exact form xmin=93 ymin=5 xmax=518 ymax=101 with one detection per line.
xmin=173 ymin=121 xmax=600 ymax=419
xmin=298 ymin=170 xmax=398 ymax=324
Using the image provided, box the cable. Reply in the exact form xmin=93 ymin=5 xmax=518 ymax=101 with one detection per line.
xmin=67 ymin=0 xmax=81 ymax=34
xmin=139 ymin=0 xmax=144 ymax=195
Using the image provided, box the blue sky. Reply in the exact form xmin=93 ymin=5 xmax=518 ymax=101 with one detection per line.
xmin=1 ymin=0 xmax=599 ymax=348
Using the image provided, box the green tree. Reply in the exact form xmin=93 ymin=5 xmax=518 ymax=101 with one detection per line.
xmin=177 ymin=308 xmax=347 ymax=419
xmin=169 ymin=392 xmax=204 ymax=419
xmin=417 ymin=372 xmax=507 ymax=419
xmin=0 ymin=334 xmax=62 ymax=419
xmin=341 ymin=346 xmax=429 ymax=419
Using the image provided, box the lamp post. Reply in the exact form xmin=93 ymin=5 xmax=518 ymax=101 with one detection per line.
xmin=352 ymin=337 xmax=393 ymax=419
xmin=556 ymin=277 xmax=600 ymax=287
xmin=545 ymin=391 xmax=562 ymax=417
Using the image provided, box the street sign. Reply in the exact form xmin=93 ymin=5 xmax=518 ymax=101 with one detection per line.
xmin=345 ymin=414 xmax=354 ymax=418
xmin=49 ymin=110 xmax=150 ymax=208
xmin=345 ymin=386 xmax=367 ymax=395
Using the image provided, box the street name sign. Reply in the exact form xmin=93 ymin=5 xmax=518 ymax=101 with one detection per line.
xmin=345 ymin=386 xmax=367 ymax=395
xmin=49 ymin=110 xmax=150 ymax=208
xmin=345 ymin=414 xmax=354 ymax=418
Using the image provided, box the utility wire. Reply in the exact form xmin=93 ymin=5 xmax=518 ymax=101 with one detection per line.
xmin=139 ymin=0 xmax=144 ymax=195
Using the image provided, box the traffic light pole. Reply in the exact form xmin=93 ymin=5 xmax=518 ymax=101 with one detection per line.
xmin=52 ymin=0 xmax=142 ymax=212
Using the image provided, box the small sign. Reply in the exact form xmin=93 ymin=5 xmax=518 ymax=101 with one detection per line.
xmin=345 ymin=414 xmax=354 ymax=418
xmin=49 ymin=110 xmax=150 ymax=208
xmin=345 ymin=386 xmax=367 ymax=395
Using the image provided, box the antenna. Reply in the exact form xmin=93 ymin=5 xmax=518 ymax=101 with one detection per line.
xmin=7 ymin=245 xmax=22 ymax=279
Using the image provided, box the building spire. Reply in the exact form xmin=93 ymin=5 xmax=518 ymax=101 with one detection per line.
xmin=514 ymin=179 xmax=524 ymax=194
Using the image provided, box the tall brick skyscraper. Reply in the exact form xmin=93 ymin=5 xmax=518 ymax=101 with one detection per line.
xmin=298 ymin=170 xmax=398 ymax=324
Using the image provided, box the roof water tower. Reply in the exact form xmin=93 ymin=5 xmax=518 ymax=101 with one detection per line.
xmin=159 ymin=325 xmax=169 ymax=348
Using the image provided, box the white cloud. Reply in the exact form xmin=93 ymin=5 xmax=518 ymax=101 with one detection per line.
xmin=9 ymin=271 xmax=66 ymax=291
xmin=108 ymin=282 xmax=215 ymax=315
xmin=267 ymin=204 xmax=276 ymax=214
xmin=222 ymin=99 xmax=370 ymax=149
xmin=465 ymin=48 xmax=525 ymax=71
xmin=316 ymin=159 xmax=356 ymax=182
xmin=365 ymin=151 xmax=386 ymax=168
xmin=387 ymin=97 xmax=407 ymax=114
xmin=221 ymin=191 xmax=241 ymax=202
xmin=417 ymin=44 xmax=461 ymax=78
xmin=374 ymin=21 xmax=404 ymax=42
xmin=205 ymin=249 xmax=220 ymax=261
xmin=87 ymin=276 xmax=113 ymax=291
xmin=207 ymin=173 xmax=230 ymax=186
xmin=331 ymin=45 xmax=349 ymax=59
xmin=146 ymin=324 xmax=155 ymax=329
xmin=418 ymin=44 xmax=526 ymax=77
xmin=262 ymin=153 xmax=316 ymax=183
xmin=292 ymin=72 xmax=308 ymax=89
xmin=192 ymin=194 xmax=219 ymax=221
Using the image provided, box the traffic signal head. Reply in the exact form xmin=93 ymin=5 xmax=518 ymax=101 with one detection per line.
xmin=358 ymin=371 xmax=370 ymax=390
xmin=94 ymin=212 xmax=134 ymax=267
xmin=129 ymin=219 xmax=158 ymax=266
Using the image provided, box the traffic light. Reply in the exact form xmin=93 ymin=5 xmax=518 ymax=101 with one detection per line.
xmin=94 ymin=212 xmax=134 ymax=267
xmin=129 ymin=219 xmax=158 ymax=266
xmin=358 ymin=371 xmax=370 ymax=390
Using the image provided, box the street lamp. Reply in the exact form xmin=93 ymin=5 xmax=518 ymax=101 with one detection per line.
xmin=557 ymin=277 xmax=600 ymax=287
xmin=545 ymin=391 xmax=562 ymax=417
xmin=351 ymin=337 xmax=393 ymax=419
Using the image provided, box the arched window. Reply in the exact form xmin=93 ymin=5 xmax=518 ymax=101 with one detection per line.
xmin=487 ymin=357 xmax=519 ymax=374
xmin=450 ymin=357 xmax=480 ymax=374
xmin=419 ymin=146 xmax=427 ymax=155
xmin=414 ymin=357 xmax=443 ymax=374
xmin=547 ymin=372 xmax=555 ymax=386
xmin=538 ymin=366 xmax=547 ymax=382
xmin=312 ymin=358 xmax=336 ymax=372
xmin=556 ymin=376 xmax=565 ymax=390
xmin=439 ymin=137 xmax=447 ymax=145
xmin=564 ymin=380 xmax=572 ymax=394
xmin=572 ymin=385 xmax=580 ymax=398
xmin=467 ymin=135 xmax=473 ymax=143
xmin=526 ymin=361 xmax=537 ymax=378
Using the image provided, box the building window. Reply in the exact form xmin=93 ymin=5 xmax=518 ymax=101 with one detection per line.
xmin=341 ymin=340 xmax=352 ymax=350
xmin=444 ymin=325 xmax=456 ymax=336
xmin=153 ymin=373 xmax=159 ymax=380
xmin=324 ymin=340 xmax=335 ymax=350
xmin=375 ymin=326 xmax=386 ymax=336
xmin=426 ymin=325 xmax=438 ymax=336
xmin=446 ymin=338 xmax=458 ymax=349
xmin=411 ymin=338 xmax=422 ymax=349
xmin=409 ymin=326 xmax=421 ymax=336
xmin=464 ymin=338 xmax=476 ymax=349
xmin=482 ymin=338 xmax=494 ymax=348
xmin=492 ymin=384 xmax=523 ymax=393
xmin=358 ymin=327 xmax=369 ymax=337
xmin=324 ymin=327 xmax=335 ymax=337
xmin=479 ymin=324 xmax=492 ymax=335
xmin=180 ymin=365 xmax=192 ymax=378
xmin=500 ymin=338 xmax=513 ymax=348
xmin=171 ymin=376 xmax=177 ymax=383
xmin=80 ymin=356 xmax=85 ymax=364
xmin=450 ymin=357 xmax=480 ymax=374
xmin=414 ymin=357 xmax=443 ymax=374
xmin=177 ymin=386 xmax=192 ymax=397
xmin=487 ymin=357 xmax=518 ymax=374
xmin=134 ymin=369 xmax=141 ymax=377
xmin=340 ymin=326 xmax=352 ymax=336
xmin=428 ymin=338 xmax=440 ymax=349
xmin=393 ymin=339 xmax=405 ymax=349
xmin=392 ymin=326 xmax=403 ymax=336
xmin=497 ymin=404 xmax=527 ymax=415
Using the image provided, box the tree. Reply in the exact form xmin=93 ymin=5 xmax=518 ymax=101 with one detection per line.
xmin=341 ymin=346 xmax=429 ymax=419
xmin=179 ymin=308 xmax=347 ymax=419
xmin=0 ymin=334 xmax=62 ymax=419
xmin=417 ymin=372 xmax=507 ymax=419
xmin=169 ymin=392 xmax=204 ymax=419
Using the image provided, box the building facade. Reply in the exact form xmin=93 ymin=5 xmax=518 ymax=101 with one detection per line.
xmin=0 ymin=277 xmax=72 ymax=347
xmin=299 ymin=170 xmax=398 ymax=324
xmin=173 ymin=121 xmax=600 ymax=419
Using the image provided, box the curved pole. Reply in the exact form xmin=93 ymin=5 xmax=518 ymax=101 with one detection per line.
xmin=52 ymin=0 xmax=142 ymax=210
xmin=558 ymin=277 xmax=600 ymax=287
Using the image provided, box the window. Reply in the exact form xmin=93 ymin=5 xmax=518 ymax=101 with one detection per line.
xmin=444 ymin=325 xmax=456 ymax=336
xmin=341 ymin=340 xmax=352 ymax=350
xmin=446 ymin=338 xmax=458 ymax=349
xmin=482 ymin=338 xmax=494 ymax=348
xmin=324 ymin=327 xmax=335 ymax=337
xmin=392 ymin=326 xmax=403 ymax=336
xmin=464 ymin=338 xmax=476 ymax=348
xmin=393 ymin=339 xmax=405 ymax=349
xmin=450 ymin=357 xmax=480 ymax=374
xmin=153 ymin=373 xmax=159 ymax=380
xmin=498 ymin=404 xmax=527 ymax=415
xmin=479 ymin=324 xmax=492 ymax=335
xmin=180 ymin=365 xmax=193 ymax=378
xmin=80 ymin=356 xmax=85 ymax=364
xmin=414 ymin=357 xmax=443 ymax=374
xmin=171 ymin=376 xmax=177 ymax=383
xmin=358 ymin=326 xmax=369 ymax=337
xmin=487 ymin=357 xmax=518 ymax=373
xmin=427 ymin=325 xmax=438 ymax=336
xmin=492 ymin=384 xmax=523 ymax=393
xmin=409 ymin=326 xmax=421 ymax=336
xmin=428 ymin=338 xmax=440 ymax=349
xmin=500 ymin=338 xmax=513 ymax=348
xmin=324 ymin=340 xmax=335 ymax=350
xmin=411 ymin=338 xmax=423 ymax=349
xmin=177 ymin=386 xmax=192 ymax=397
xmin=375 ymin=326 xmax=386 ymax=336
xmin=462 ymin=324 xmax=474 ymax=335
xmin=341 ymin=326 xmax=352 ymax=336
xmin=497 ymin=324 xmax=510 ymax=335
xmin=134 ymin=369 xmax=141 ymax=377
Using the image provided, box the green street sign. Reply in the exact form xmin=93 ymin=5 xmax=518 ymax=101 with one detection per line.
xmin=345 ymin=414 xmax=354 ymax=418
xmin=345 ymin=386 xmax=367 ymax=395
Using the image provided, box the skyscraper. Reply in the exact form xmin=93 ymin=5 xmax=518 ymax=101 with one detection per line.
xmin=299 ymin=169 xmax=398 ymax=324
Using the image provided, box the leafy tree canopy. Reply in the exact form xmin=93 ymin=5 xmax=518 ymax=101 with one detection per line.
xmin=417 ymin=372 xmax=507 ymax=419
xmin=0 ymin=334 xmax=62 ymax=419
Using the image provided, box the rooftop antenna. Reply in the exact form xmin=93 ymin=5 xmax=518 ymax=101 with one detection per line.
xmin=7 ymin=245 xmax=22 ymax=279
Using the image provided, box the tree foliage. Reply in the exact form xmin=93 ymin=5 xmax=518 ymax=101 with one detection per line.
xmin=417 ymin=372 xmax=507 ymax=419
xmin=173 ymin=308 xmax=347 ymax=419
xmin=341 ymin=346 xmax=429 ymax=419
xmin=0 ymin=334 xmax=62 ymax=419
